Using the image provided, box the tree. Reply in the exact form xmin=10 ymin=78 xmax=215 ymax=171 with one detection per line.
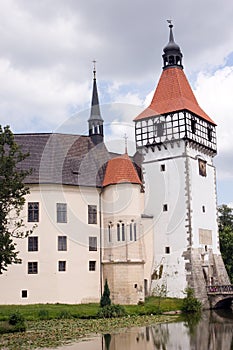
xmin=0 ymin=125 xmax=33 ymax=274
xmin=100 ymin=279 xmax=111 ymax=307
xmin=218 ymin=204 xmax=233 ymax=283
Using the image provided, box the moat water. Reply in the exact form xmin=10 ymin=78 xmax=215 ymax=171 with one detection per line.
xmin=47 ymin=309 xmax=233 ymax=350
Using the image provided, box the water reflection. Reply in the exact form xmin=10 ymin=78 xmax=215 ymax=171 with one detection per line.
xmin=48 ymin=310 xmax=233 ymax=350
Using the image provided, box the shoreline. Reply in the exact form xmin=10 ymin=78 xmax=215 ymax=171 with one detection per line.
xmin=0 ymin=314 xmax=179 ymax=350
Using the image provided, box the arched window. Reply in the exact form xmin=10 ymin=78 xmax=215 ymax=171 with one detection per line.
xmin=117 ymin=223 xmax=120 ymax=241
xmin=122 ymin=223 xmax=125 ymax=241
xmin=130 ymin=222 xmax=133 ymax=241
xmin=134 ymin=223 xmax=137 ymax=241
xmin=108 ymin=223 xmax=112 ymax=242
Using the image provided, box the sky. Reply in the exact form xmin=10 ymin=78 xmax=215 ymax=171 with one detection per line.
xmin=0 ymin=0 xmax=233 ymax=205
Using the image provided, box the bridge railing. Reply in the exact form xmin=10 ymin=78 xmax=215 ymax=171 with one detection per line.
xmin=206 ymin=285 xmax=233 ymax=294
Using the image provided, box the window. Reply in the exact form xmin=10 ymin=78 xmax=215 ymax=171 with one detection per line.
xmin=117 ymin=222 xmax=125 ymax=241
xmin=134 ymin=223 xmax=137 ymax=241
xmin=117 ymin=223 xmax=121 ymax=241
xmin=58 ymin=236 xmax=67 ymax=251
xmin=89 ymin=236 xmax=97 ymax=251
xmin=108 ymin=224 xmax=112 ymax=242
xmin=157 ymin=122 xmax=164 ymax=137
xmin=207 ymin=127 xmax=212 ymax=141
xmin=122 ymin=223 xmax=125 ymax=241
xmin=28 ymin=202 xmax=39 ymax=222
xmin=130 ymin=222 xmax=133 ymax=241
xmin=57 ymin=203 xmax=67 ymax=223
xmin=28 ymin=236 xmax=38 ymax=251
xmin=89 ymin=261 xmax=96 ymax=271
xmin=191 ymin=118 xmax=196 ymax=134
xmin=22 ymin=290 xmax=28 ymax=298
xmin=88 ymin=205 xmax=97 ymax=224
xmin=161 ymin=164 xmax=166 ymax=172
xmin=163 ymin=204 xmax=168 ymax=212
xmin=202 ymin=206 xmax=206 ymax=213
xmin=28 ymin=262 xmax=38 ymax=274
xmin=58 ymin=261 xmax=66 ymax=272
xmin=165 ymin=246 xmax=170 ymax=254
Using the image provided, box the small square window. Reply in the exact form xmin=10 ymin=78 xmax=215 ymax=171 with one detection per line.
xmin=57 ymin=203 xmax=67 ymax=223
xmin=58 ymin=261 xmax=66 ymax=272
xmin=163 ymin=204 xmax=168 ymax=212
xmin=165 ymin=246 xmax=170 ymax=254
xmin=28 ymin=202 xmax=39 ymax=222
xmin=28 ymin=236 xmax=38 ymax=251
xmin=28 ymin=261 xmax=38 ymax=274
xmin=161 ymin=164 xmax=166 ymax=172
xmin=88 ymin=205 xmax=97 ymax=224
xmin=22 ymin=290 xmax=28 ymax=298
xmin=89 ymin=236 xmax=97 ymax=251
xmin=89 ymin=261 xmax=96 ymax=271
xmin=58 ymin=236 xmax=67 ymax=251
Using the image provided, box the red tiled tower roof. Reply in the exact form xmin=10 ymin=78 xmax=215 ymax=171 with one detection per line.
xmin=134 ymin=23 xmax=216 ymax=125
xmin=134 ymin=67 xmax=216 ymax=125
xmin=103 ymin=153 xmax=142 ymax=187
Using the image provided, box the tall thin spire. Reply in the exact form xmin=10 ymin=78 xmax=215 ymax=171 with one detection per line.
xmin=88 ymin=60 xmax=104 ymax=145
xmin=162 ymin=21 xmax=183 ymax=70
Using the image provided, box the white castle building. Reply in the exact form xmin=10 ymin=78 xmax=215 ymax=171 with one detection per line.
xmin=1 ymin=24 xmax=229 ymax=306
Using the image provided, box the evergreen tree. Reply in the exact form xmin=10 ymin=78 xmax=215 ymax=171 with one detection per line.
xmin=0 ymin=125 xmax=32 ymax=274
xmin=100 ymin=279 xmax=111 ymax=307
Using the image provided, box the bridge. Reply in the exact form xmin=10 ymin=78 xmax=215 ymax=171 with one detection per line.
xmin=206 ymin=285 xmax=233 ymax=309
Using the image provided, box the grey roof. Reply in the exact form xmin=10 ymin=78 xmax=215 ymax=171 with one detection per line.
xmin=15 ymin=133 xmax=111 ymax=187
xmin=88 ymin=77 xmax=103 ymax=122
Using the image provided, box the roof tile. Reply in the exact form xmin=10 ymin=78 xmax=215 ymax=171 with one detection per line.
xmin=134 ymin=67 xmax=216 ymax=125
xmin=103 ymin=153 xmax=142 ymax=187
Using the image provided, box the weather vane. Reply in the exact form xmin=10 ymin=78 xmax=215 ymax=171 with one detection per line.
xmin=167 ymin=19 xmax=173 ymax=27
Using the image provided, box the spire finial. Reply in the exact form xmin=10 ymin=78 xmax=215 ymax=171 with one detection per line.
xmin=162 ymin=20 xmax=183 ymax=70
xmin=124 ymin=133 xmax=128 ymax=154
xmin=92 ymin=59 xmax=96 ymax=79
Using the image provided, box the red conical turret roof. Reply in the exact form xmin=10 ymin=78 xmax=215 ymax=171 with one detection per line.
xmin=134 ymin=67 xmax=216 ymax=125
xmin=103 ymin=153 xmax=142 ymax=187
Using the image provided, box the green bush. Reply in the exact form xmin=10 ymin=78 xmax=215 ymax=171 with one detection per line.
xmin=38 ymin=309 xmax=50 ymax=320
xmin=181 ymin=288 xmax=202 ymax=313
xmin=57 ymin=310 xmax=72 ymax=319
xmin=8 ymin=312 xmax=26 ymax=332
xmin=97 ymin=304 xmax=126 ymax=318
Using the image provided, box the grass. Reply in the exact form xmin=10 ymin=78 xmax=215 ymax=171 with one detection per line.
xmin=0 ymin=303 xmax=98 ymax=321
xmin=0 ymin=297 xmax=182 ymax=322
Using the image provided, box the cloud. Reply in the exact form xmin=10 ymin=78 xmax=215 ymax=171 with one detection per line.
xmin=194 ymin=65 xmax=233 ymax=180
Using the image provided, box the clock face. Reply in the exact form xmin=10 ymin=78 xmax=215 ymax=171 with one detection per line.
xmin=198 ymin=159 xmax=207 ymax=177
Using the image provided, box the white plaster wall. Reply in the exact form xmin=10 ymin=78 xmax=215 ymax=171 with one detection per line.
xmin=102 ymin=183 xmax=143 ymax=217
xmin=142 ymin=144 xmax=188 ymax=297
xmin=187 ymin=147 xmax=219 ymax=253
xmin=0 ymin=184 xmax=101 ymax=304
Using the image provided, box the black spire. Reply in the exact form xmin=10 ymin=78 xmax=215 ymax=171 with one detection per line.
xmin=162 ymin=21 xmax=183 ymax=70
xmin=88 ymin=61 xmax=104 ymax=145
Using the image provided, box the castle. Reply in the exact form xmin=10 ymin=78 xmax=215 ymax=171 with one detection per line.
xmin=1 ymin=24 xmax=229 ymax=306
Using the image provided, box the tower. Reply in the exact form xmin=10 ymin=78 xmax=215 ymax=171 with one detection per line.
xmin=134 ymin=23 xmax=229 ymax=303
xmin=88 ymin=61 xmax=104 ymax=145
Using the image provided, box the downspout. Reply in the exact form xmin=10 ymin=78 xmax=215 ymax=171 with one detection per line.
xmin=99 ymin=187 xmax=103 ymax=297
